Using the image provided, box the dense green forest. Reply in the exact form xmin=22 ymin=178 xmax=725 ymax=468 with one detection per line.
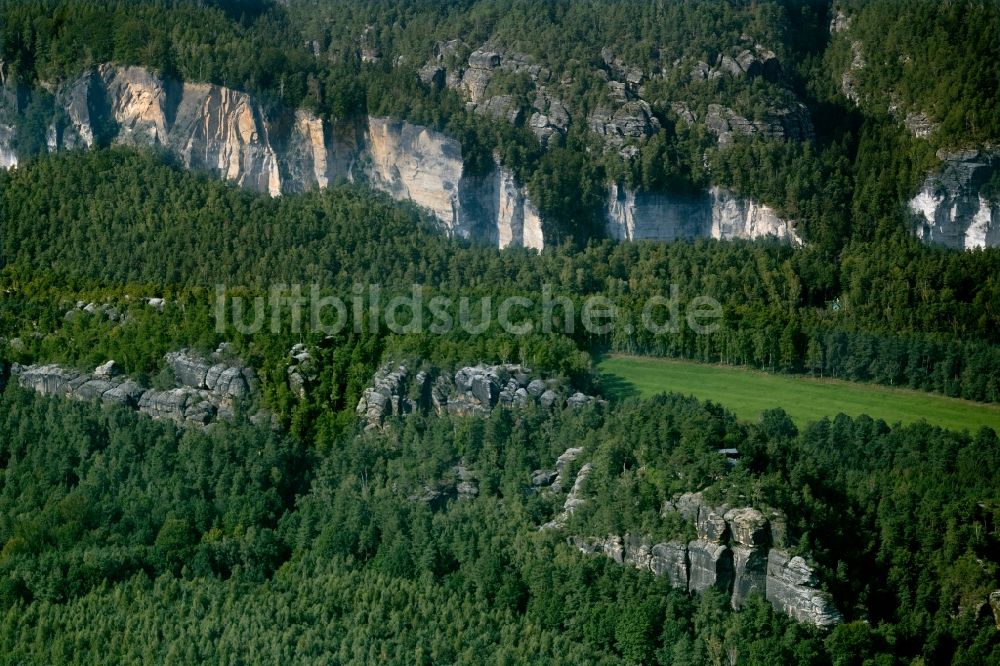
xmin=1 ymin=1 xmax=999 ymax=663
xmin=2 ymin=149 xmax=998 ymax=407
xmin=1 ymin=383 xmax=998 ymax=664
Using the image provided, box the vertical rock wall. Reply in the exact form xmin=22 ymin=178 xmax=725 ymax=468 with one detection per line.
xmin=605 ymin=183 xmax=801 ymax=244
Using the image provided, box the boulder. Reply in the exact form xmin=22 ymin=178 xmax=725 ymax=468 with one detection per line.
xmin=718 ymin=54 xmax=743 ymax=77
xmin=137 ymin=388 xmax=191 ymax=423
xmin=724 ymin=507 xmax=769 ymax=547
xmin=539 ymin=389 xmax=562 ymax=408
xmin=690 ymin=60 xmax=710 ymax=81
xmin=94 ymin=360 xmax=123 ymax=379
xmin=526 ymin=379 xmax=547 ymax=397
xmin=566 ymin=392 xmax=594 ymax=409
xmin=215 ymin=366 xmax=250 ymax=399
xmin=696 ymin=505 xmax=729 ymax=543
xmin=102 ymin=380 xmax=145 ymax=407
xmin=468 ymin=49 xmax=501 ymax=69
xmin=166 ymin=351 xmax=210 ymax=389
xmin=74 ymin=379 xmax=115 ymax=402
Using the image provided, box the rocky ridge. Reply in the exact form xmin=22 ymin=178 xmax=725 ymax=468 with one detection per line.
xmin=356 ymin=362 xmax=601 ymax=429
xmin=10 ymin=348 xmax=259 ymax=427
xmin=563 ymin=490 xmax=842 ymax=628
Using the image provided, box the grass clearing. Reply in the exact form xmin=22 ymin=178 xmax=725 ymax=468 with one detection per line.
xmin=597 ymin=354 xmax=1000 ymax=433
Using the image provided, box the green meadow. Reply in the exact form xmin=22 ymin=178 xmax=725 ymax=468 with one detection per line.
xmin=598 ymin=355 xmax=1000 ymax=433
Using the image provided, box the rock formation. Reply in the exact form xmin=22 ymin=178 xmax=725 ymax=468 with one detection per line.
xmin=725 ymin=507 xmax=770 ymax=609
xmin=0 ymin=64 xmax=540 ymax=250
xmin=568 ymin=491 xmax=842 ymax=628
xmin=356 ymin=362 xmax=601 ymax=429
xmin=11 ymin=347 xmax=258 ymax=427
xmin=0 ymin=60 xmax=843 ymax=249
xmin=605 ymin=183 xmax=801 ymax=244
xmin=286 ymin=343 xmax=317 ymax=399
xmin=541 ymin=459 xmax=594 ymax=530
xmin=702 ymin=102 xmax=813 ymax=145
xmin=908 ymin=149 xmax=1000 ymax=249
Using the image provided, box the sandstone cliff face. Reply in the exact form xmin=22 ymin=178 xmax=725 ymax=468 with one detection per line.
xmin=605 ymin=183 xmax=801 ymax=244
xmin=364 ymin=117 xmax=543 ymax=248
xmin=0 ymin=65 xmax=539 ymax=250
xmin=49 ymin=65 xmax=339 ymax=197
xmin=908 ymin=149 xmax=1000 ymax=249
xmin=0 ymin=64 xmax=802 ymax=250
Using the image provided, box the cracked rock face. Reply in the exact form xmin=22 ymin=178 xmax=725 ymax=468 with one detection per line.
xmin=587 ymin=101 xmax=661 ymax=148
xmin=687 ymin=540 xmax=735 ymax=593
xmin=704 ymin=103 xmax=813 ymax=145
xmin=766 ymin=550 xmax=844 ymax=627
xmin=0 ymin=64 xmax=542 ymax=251
xmin=908 ymin=149 xmax=1000 ymax=249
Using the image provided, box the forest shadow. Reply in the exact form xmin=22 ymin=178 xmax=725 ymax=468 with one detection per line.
xmin=597 ymin=370 xmax=640 ymax=402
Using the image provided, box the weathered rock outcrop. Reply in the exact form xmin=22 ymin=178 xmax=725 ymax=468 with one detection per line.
xmin=703 ymin=102 xmax=813 ymax=146
xmin=766 ymin=549 xmax=844 ymax=627
xmin=0 ymin=61 xmax=827 ymax=249
xmin=587 ymin=101 xmax=661 ymax=149
xmin=605 ymin=183 xmax=801 ymax=244
xmin=11 ymin=348 xmax=258 ymax=427
xmin=908 ymin=149 xmax=1000 ymax=249
xmin=572 ymin=534 xmax=690 ymax=590
xmin=725 ymin=507 xmax=770 ymax=609
xmin=356 ymin=362 xmax=601 ymax=429
xmin=541 ymin=461 xmax=593 ymax=530
xmin=0 ymin=123 xmax=16 ymax=168
xmin=570 ymin=491 xmax=842 ymax=627
xmin=286 ymin=343 xmax=318 ymax=399
xmin=990 ymin=590 xmax=1000 ymax=630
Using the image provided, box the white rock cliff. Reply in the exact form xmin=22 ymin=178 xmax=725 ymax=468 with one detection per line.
xmin=605 ymin=183 xmax=801 ymax=244
xmin=0 ymin=65 xmax=540 ymax=249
